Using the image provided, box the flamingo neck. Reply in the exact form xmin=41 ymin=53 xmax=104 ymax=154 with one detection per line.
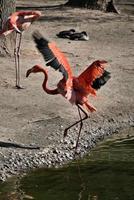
xmin=41 ymin=68 xmax=59 ymax=95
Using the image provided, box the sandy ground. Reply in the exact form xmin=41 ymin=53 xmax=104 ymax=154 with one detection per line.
xmin=0 ymin=0 xmax=134 ymax=181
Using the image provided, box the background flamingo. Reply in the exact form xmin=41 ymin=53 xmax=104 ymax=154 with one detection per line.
xmin=26 ymin=31 xmax=111 ymax=152
xmin=0 ymin=10 xmax=41 ymax=89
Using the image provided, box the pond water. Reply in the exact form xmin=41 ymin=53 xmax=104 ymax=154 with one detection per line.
xmin=0 ymin=129 xmax=134 ymax=200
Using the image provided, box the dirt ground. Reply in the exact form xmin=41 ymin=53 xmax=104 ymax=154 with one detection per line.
xmin=0 ymin=0 xmax=134 ymax=180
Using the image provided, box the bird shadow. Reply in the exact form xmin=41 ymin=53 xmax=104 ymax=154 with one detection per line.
xmin=39 ymin=15 xmax=76 ymax=22
xmin=17 ymin=4 xmax=65 ymax=11
xmin=0 ymin=141 xmax=40 ymax=149
xmin=16 ymin=4 xmax=78 ymax=23
xmin=16 ymin=4 xmax=117 ymax=24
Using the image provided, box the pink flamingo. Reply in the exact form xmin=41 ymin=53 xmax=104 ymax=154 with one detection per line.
xmin=26 ymin=32 xmax=111 ymax=152
xmin=0 ymin=11 xmax=41 ymax=88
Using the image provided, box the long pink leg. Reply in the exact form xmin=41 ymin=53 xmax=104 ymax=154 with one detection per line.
xmin=74 ymin=105 xmax=85 ymax=153
xmin=14 ymin=32 xmax=18 ymax=87
xmin=64 ymin=105 xmax=88 ymax=137
xmin=16 ymin=33 xmax=22 ymax=88
xmin=64 ymin=105 xmax=88 ymax=152
xmin=14 ymin=32 xmax=23 ymax=89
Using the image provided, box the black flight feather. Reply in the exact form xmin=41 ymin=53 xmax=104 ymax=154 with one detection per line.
xmin=92 ymin=70 xmax=111 ymax=90
xmin=32 ymin=31 xmax=61 ymax=70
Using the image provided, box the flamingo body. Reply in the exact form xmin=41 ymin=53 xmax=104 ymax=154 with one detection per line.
xmin=0 ymin=11 xmax=41 ymax=35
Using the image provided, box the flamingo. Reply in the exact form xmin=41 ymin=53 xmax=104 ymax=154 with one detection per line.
xmin=0 ymin=10 xmax=41 ymax=89
xmin=26 ymin=31 xmax=111 ymax=152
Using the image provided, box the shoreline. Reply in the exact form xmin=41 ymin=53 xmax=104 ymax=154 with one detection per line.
xmin=0 ymin=112 xmax=133 ymax=182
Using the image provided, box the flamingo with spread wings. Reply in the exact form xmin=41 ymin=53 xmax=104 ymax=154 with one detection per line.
xmin=26 ymin=31 xmax=111 ymax=152
xmin=0 ymin=11 xmax=41 ymax=88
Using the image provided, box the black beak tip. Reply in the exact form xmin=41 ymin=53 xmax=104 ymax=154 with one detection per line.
xmin=26 ymin=70 xmax=30 ymax=78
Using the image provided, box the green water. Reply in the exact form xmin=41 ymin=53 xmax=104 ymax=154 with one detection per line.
xmin=0 ymin=131 xmax=134 ymax=200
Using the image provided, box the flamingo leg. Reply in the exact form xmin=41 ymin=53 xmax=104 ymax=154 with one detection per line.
xmin=14 ymin=32 xmax=23 ymax=89
xmin=14 ymin=32 xmax=18 ymax=88
xmin=64 ymin=105 xmax=88 ymax=151
xmin=74 ymin=105 xmax=84 ymax=154
xmin=17 ymin=33 xmax=22 ymax=89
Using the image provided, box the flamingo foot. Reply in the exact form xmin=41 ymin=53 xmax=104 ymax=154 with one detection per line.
xmin=15 ymin=85 xmax=25 ymax=89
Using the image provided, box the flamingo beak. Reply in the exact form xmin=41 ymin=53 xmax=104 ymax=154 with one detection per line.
xmin=12 ymin=24 xmax=21 ymax=34
xmin=26 ymin=68 xmax=33 ymax=77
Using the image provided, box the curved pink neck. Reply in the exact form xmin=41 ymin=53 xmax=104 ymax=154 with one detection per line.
xmin=41 ymin=68 xmax=59 ymax=95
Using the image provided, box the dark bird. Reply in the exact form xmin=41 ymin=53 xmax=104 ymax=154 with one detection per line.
xmin=56 ymin=29 xmax=75 ymax=39
xmin=26 ymin=31 xmax=111 ymax=153
xmin=69 ymin=31 xmax=89 ymax=41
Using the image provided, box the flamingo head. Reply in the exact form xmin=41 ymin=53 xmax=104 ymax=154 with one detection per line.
xmin=26 ymin=64 xmax=45 ymax=77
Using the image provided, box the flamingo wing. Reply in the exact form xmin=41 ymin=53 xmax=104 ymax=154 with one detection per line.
xmin=92 ymin=70 xmax=111 ymax=90
xmin=32 ymin=31 xmax=73 ymax=80
xmin=77 ymin=60 xmax=110 ymax=95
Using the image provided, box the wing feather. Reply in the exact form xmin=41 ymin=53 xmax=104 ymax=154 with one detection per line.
xmin=78 ymin=60 xmax=106 ymax=85
xmin=33 ymin=31 xmax=73 ymax=80
xmin=77 ymin=60 xmax=108 ymax=95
